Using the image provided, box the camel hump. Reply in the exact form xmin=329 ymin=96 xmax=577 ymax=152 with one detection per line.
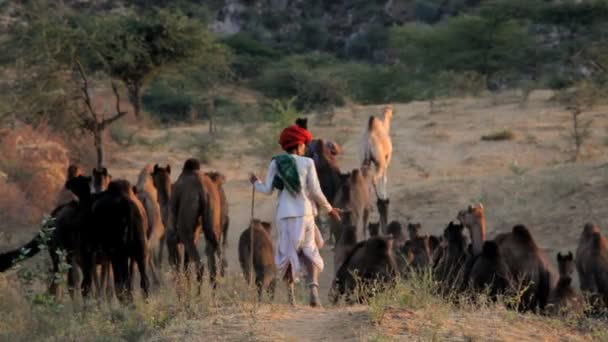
xmin=482 ymin=241 xmax=500 ymax=259
xmin=512 ymin=224 xmax=535 ymax=245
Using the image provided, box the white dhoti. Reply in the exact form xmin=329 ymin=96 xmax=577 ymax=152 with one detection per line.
xmin=276 ymin=215 xmax=324 ymax=281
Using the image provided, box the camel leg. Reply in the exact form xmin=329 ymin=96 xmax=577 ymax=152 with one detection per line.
xmin=182 ymin=236 xmax=203 ymax=285
xmin=48 ymin=247 xmax=61 ymax=297
xmin=80 ymin=249 xmax=97 ymax=300
xmin=205 ymin=242 xmax=218 ymax=288
xmin=134 ymin=251 xmax=150 ymax=299
xmin=156 ymin=231 xmax=166 ymax=270
xmin=111 ymin=253 xmax=129 ymax=303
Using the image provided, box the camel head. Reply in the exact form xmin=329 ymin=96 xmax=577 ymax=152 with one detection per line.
xmin=183 ymin=158 xmax=201 ymax=172
xmin=152 ymin=164 xmax=172 ymax=209
xmin=382 ymin=105 xmax=393 ymax=121
xmin=407 ymin=222 xmax=421 ymax=240
xmin=65 ymin=175 xmax=92 ymax=200
xmin=66 ymin=164 xmax=82 ymax=180
xmin=368 ymin=222 xmax=380 ymax=237
xmin=295 ymin=117 xmax=308 ymax=130
xmin=556 ymin=251 xmax=574 ymax=278
xmin=457 ymin=203 xmax=484 ymax=229
xmin=457 ymin=203 xmax=486 ymax=256
xmin=92 ymin=167 xmax=111 ymax=193
xmin=582 ymin=223 xmax=600 ymax=236
xmin=108 ymin=179 xmax=133 ymax=196
xmin=206 ymin=171 xmax=226 ymax=185
xmin=443 ymin=221 xmax=465 ymax=243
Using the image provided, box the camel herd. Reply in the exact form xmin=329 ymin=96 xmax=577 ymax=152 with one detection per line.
xmin=0 ymin=107 xmax=607 ymax=319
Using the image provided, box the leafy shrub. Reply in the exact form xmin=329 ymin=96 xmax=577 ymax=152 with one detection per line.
xmin=222 ymin=33 xmax=282 ymax=79
xmin=142 ymin=81 xmax=194 ymax=123
xmin=255 ymin=55 xmax=346 ymax=110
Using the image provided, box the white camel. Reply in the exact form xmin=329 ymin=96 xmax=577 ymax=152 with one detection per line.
xmin=360 ymin=105 xmax=393 ymax=201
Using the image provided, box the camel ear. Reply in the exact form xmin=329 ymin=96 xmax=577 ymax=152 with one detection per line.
xmin=567 ymin=251 xmax=573 ymax=260
xmin=166 ymin=164 xmax=171 ymax=174
xmin=154 ymin=164 xmax=160 ymax=173
xmin=101 ymin=167 xmax=108 ymax=176
xmin=557 ymin=252 xmax=563 ymax=261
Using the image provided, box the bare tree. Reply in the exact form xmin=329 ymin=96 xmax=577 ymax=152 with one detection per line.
xmin=75 ymin=61 xmax=127 ymax=168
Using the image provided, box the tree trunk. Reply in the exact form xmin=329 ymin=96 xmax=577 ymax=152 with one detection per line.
xmin=126 ymin=81 xmax=142 ymax=119
xmin=94 ymin=127 xmax=105 ymax=169
xmin=208 ymin=97 xmax=216 ymax=134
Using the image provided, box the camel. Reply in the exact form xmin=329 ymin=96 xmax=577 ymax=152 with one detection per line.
xmin=85 ymin=179 xmax=150 ymax=302
xmin=0 ymin=175 xmax=98 ymax=300
xmin=55 ymin=164 xmax=83 ymax=206
xmin=151 ymin=164 xmax=171 ymax=268
xmin=135 ymin=164 xmax=166 ymax=286
xmin=306 ymin=138 xmax=345 ymax=242
xmin=305 ymin=138 xmax=343 ymax=206
xmin=433 ymin=221 xmax=469 ymax=293
xmin=367 ymin=222 xmax=380 ymax=238
xmin=206 ymin=171 xmax=229 ymax=275
xmin=92 ymin=167 xmax=111 ymax=193
xmin=330 ymin=235 xmax=398 ymax=304
xmin=575 ymin=223 xmax=608 ymax=308
xmin=361 ymin=105 xmax=393 ymax=233
xmin=465 ymin=240 xmax=510 ymax=300
xmin=170 ymin=158 xmax=222 ymax=287
xmin=402 ymin=223 xmax=433 ymax=272
xmin=547 ymin=252 xmax=584 ymax=316
xmin=458 ymin=203 xmax=555 ymax=311
xmin=238 ymin=220 xmax=276 ymax=299
xmin=330 ymin=168 xmax=371 ymax=244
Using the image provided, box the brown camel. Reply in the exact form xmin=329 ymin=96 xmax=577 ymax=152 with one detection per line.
xmin=136 ymin=164 xmax=165 ymax=286
xmin=206 ymin=171 xmax=229 ymax=275
xmin=402 ymin=223 xmax=433 ymax=272
xmin=170 ymin=158 xmax=222 ymax=287
xmin=331 ymin=168 xmax=371 ymax=244
xmin=547 ymin=252 xmax=584 ymax=316
xmin=575 ymin=223 xmax=608 ymax=308
xmin=151 ymin=164 xmax=171 ymax=268
xmin=458 ymin=203 xmax=555 ymax=311
xmin=55 ymin=164 xmax=83 ymax=206
xmin=238 ymin=220 xmax=276 ymax=299
xmin=330 ymin=235 xmax=398 ymax=304
xmin=361 ymin=106 xmax=393 ymax=233
xmin=433 ymin=221 xmax=469 ymax=293
xmin=85 ymin=179 xmax=150 ymax=302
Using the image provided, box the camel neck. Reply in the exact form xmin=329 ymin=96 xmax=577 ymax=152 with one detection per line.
xmin=470 ymin=217 xmax=487 ymax=256
xmin=382 ymin=114 xmax=392 ymax=133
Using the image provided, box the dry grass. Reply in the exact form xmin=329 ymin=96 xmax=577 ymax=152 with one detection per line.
xmin=0 ymin=124 xmax=68 ymax=226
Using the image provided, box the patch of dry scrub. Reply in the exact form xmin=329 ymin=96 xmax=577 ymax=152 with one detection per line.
xmin=368 ymin=274 xmax=607 ymax=342
xmin=0 ymin=124 xmax=68 ymax=226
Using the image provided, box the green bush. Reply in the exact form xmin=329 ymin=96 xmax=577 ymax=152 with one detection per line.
xmin=142 ymin=81 xmax=194 ymax=123
xmin=254 ymin=55 xmax=346 ymax=110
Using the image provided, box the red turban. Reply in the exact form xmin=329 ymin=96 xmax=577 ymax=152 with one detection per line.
xmin=279 ymin=125 xmax=312 ymax=151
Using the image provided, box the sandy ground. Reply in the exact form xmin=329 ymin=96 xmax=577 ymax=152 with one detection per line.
xmin=2 ymin=90 xmax=608 ymax=340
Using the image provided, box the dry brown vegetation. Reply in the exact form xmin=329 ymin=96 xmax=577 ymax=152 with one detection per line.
xmin=2 ymin=90 xmax=608 ymax=341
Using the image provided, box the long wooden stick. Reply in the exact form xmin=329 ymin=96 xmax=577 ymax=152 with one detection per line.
xmin=249 ymin=185 xmax=255 ymax=287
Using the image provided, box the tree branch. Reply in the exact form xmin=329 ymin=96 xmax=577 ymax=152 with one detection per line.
xmin=74 ymin=59 xmax=98 ymax=124
xmin=100 ymin=81 xmax=128 ymax=128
